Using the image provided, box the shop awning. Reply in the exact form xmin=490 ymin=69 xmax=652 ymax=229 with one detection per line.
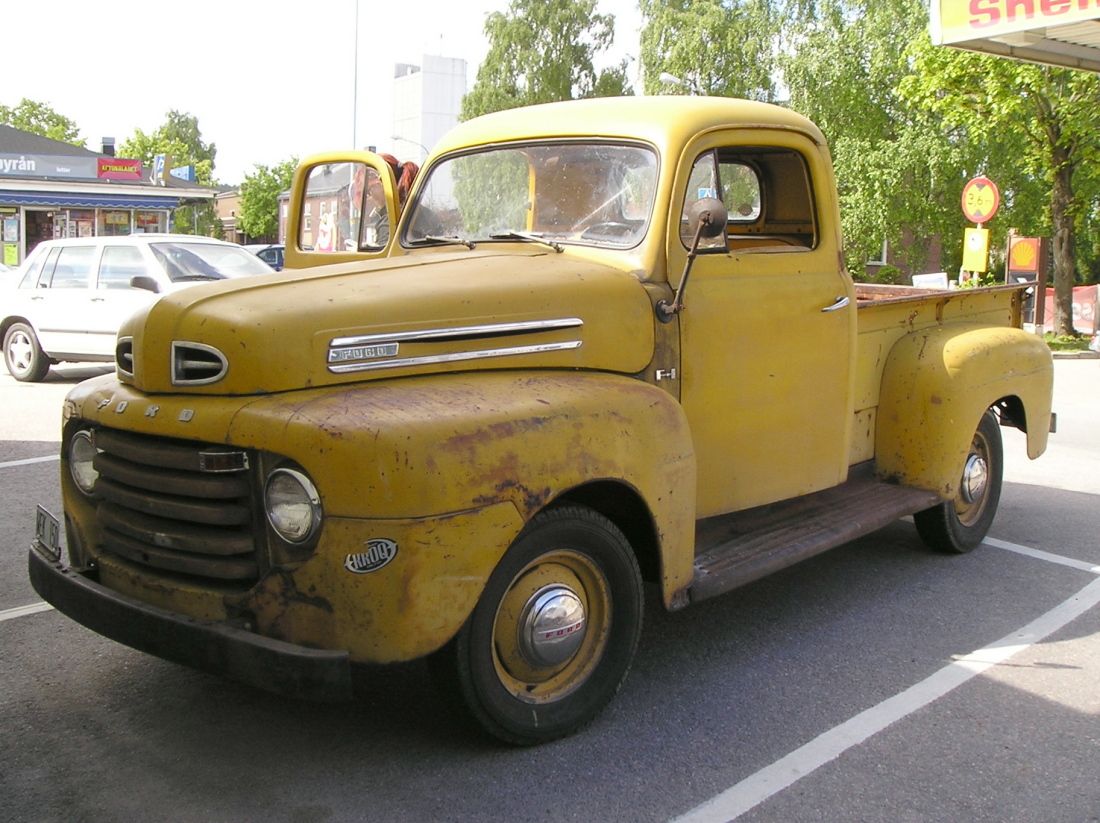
xmin=0 ymin=192 xmax=181 ymax=209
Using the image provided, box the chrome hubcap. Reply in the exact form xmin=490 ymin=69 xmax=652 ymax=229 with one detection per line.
xmin=960 ymin=453 xmax=988 ymax=504
xmin=518 ymin=585 xmax=587 ymax=668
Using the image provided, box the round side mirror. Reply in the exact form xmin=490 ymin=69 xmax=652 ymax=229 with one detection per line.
xmin=687 ymin=197 xmax=728 ymax=239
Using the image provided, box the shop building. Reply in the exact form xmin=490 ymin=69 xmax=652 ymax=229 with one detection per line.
xmin=0 ymin=125 xmax=216 ymax=267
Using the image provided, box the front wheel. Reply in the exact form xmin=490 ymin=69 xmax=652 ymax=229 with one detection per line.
xmin=914 ymin=409 xmax=1003 ymax=553
xmin=430 ymin=505 xmax=644 ymax=745
xmin=3 ymin=322 xmax=51 ymax=382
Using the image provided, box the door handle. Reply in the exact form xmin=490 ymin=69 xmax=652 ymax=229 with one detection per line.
xmin=821 ymin=296 xmax=850 ymax=312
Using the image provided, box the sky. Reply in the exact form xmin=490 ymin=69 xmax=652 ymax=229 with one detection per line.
xmin=2 ymin=0 xmax=644 ymax=185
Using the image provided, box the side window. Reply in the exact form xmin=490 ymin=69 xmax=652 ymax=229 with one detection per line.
xmin=98 ymin=246 xmax=148 ymax=289
xmin=681 ymin=147 xmax=815 ymax=252
xmin=18 ymin=252 xmax=47 ymax=289
xmin=48 ymin=246 xmax=95 ymax=289
xmin=719 ymin=161 xmax=762 ymax=221
xmin=32 ymin=248 xmax=61 ymax=288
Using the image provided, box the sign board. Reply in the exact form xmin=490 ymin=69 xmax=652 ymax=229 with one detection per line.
xmin=97 ymin=158 xmax=143 ymax=180
xmin=963 ymin=226 xmax=991 ymax=271
xmin=930 ymin=0 xmax=1100 ymax=74
xmin=169 ymin=165 xmax=196 ymax=183
xmin=961 ymin=177 xmax=999 ymax=224
xmin=1008 ymin=235 xmax=1042 ymax=273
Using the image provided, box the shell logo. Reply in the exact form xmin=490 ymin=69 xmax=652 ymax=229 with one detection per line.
xmin=1010 ymin=238 xmax=1039 ymax=272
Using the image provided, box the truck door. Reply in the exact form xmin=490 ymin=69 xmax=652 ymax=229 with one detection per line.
xmin=673 ymin=131 xmax=856 ymax=518
xmin=283 ymin=152 xmax=402 ymax=270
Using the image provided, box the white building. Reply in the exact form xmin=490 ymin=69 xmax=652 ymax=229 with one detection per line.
xmin=391 ymin=55 xmax=467 ymax=164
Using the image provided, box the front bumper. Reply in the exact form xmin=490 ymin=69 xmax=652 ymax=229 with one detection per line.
xmin=28 ymin=546 xmax=353 ymax=702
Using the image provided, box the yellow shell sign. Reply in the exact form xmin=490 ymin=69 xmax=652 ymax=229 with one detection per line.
xmin=933 ymin=0 xmax=1100 ymax=45
xmin=1008 ymin=236 xmax=1042 ymax=273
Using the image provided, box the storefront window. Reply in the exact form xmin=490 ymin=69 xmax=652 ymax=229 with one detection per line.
xmin=99 ymin=210 xmax=131 ymax=236
xmin=66 ymin=210 xmax=96 ymax=238
xmin=135 ymin=211 xmax=166 ymax=233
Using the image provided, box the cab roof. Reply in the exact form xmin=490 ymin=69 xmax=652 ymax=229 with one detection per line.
xmin=431 ymin=96 xmax=827 ymax=157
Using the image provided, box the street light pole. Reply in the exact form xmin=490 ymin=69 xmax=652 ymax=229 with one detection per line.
xmin=352 ymin=0 xmax=359 ymax=149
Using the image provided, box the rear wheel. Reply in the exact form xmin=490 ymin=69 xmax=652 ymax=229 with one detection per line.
xmin=3 ymin=323 xmax=51 ymax=382
xmin=914 ymin=409 xmax=1003 ymax=553
xmin=431 ymin=505 xmax=644 ymax=745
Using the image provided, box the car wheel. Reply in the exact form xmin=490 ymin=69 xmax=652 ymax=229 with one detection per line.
xmin=3 ymin=322 xmax=51 ymax=382
xmin=914 ymin=409 xmax=1003 ymax=553
xmin=431 ymin=505 xmax=644 ymax=745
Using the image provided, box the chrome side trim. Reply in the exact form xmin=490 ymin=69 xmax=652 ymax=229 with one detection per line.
xmin=328 ymin=317 xmax=584 ymax=349
xmin=328 ymin=340 xmax=583 ymax=374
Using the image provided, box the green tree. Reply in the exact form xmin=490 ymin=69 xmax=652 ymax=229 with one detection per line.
xmin=238 ymin=158 xmax=297 ymax=241
xmin=639 ymin=0 xmax=779 ymax=100
xmin=900 ymin=44 xmax=1100 ymax=335
xmin=462 ymin=0 xmax=631 ymax=120
xmin=0 ymin=98 xmax=83 ymax=145
xmin=779 ymin=0 xmax=974 ymax=276
xmin=120 ymin=111 xmax=220 ymax=236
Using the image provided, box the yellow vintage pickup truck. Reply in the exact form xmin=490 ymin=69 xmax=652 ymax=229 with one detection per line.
xmin=30 ymin=97 xmax=1053 ymax=745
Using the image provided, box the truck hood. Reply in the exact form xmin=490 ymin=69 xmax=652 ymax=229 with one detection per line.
xmin=119 ymin=249 xmax=656 ymax=395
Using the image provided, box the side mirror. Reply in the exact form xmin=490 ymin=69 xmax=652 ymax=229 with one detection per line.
xmin=657 ymin=197 xmax=728 ymax=323
xmin=687 ymin=197 xmax=729 ymax=241
xmin=130 ymin=275 xmax=161 ymax=293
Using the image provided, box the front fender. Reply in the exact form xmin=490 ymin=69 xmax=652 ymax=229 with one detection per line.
xmin=876 ymin=324 xmax=1053 ymax=496
xmin=67 ymin=370 xmax=697 ymax=661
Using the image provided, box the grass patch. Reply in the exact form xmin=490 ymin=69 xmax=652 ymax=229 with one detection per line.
xmin=1044 ymin=333 xmax=1094 ymax=352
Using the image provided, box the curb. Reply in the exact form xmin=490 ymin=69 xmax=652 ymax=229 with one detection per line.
xmin=1051 ymin=349 xmax=1100 ymax=359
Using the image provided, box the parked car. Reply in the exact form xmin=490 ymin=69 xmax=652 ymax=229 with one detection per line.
xmin=2 ymin=234 xmax=274 ymax=381
xmin=244 ymin=243 xmax=284 ymax=271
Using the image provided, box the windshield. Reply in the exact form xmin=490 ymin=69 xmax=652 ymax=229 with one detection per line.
xmin=150 ymin=243 xmax=273 ymax=282
xmin=402 ymin=142 xmax=658 ymax=249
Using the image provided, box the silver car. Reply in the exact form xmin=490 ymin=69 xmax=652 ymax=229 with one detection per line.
xmin=2 ymin=234 xmax=273 ymax=381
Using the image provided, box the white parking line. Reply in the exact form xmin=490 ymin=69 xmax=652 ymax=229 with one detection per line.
xmin=0 ymin=601 xmax=54 ymax=623
xmin=672 ymin=538 xmax=1100 ymax=823
xmin=0 ymin=454 xmax=59 ymax=470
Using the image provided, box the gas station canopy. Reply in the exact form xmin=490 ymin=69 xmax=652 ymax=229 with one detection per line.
xmin=931 ymin=0 xmax=1100 ymax=72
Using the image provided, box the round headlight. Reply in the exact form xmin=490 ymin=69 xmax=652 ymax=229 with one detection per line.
xmin=264 ymin=468 xmax=322 ymax=544
xmin=69 ymin=430 xmax=99 ymax=495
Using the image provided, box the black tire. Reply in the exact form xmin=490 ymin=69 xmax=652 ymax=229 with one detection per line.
xmin=430 ymin=505 xmax=644 ymax=745
xmin=3 ymin=322 xmax=51 ymax=382
xmin=914 ymin=409 xmax=1003 ymax=553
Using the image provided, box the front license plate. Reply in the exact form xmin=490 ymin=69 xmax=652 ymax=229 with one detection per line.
xmin=34 ymin=505 xmax=61 ymax=562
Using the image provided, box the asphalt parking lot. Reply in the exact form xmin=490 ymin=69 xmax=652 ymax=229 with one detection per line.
xmin=1 ymin=359 xmax=1098 ymax=823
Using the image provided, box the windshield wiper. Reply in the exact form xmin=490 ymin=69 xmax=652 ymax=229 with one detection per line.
xmin=410 ymin=235 xmax=477 ymax=249
xmin=489 ymin=231 xmax=564 ymax=253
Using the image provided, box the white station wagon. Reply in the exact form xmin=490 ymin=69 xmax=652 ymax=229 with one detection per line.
xmin=2 ymin=234 xmax=273 ymax=381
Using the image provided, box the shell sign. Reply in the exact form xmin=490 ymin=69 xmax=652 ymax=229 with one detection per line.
xmin=933 ymin=0 xmax=1100 ymax=46
xmin=1009 ymin=236 xmax=1042 ymax=273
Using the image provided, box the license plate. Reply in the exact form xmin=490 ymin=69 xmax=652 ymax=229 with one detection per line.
xmin=34 ymin=505 xmax=61 ymax=562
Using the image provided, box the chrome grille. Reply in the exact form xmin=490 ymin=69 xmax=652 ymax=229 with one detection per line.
xmin=90 ymin=427 xmax=259 ymax=582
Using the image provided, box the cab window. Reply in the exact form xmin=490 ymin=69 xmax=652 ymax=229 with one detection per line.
xmin=681 ymin=147 xmax=816 ymax=252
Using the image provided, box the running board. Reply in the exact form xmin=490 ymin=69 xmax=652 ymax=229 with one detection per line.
xmin=690 ymin=468 xmax=942 ymax=603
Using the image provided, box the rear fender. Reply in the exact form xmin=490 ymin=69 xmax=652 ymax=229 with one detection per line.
xmin=876 ymin=324 xmax=1053 ymax=496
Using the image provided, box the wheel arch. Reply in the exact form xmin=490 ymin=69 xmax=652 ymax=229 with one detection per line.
xmin=875 ymin=323 xmax=1053 ymax=497
xmin=553 ymin=480 xmax=662 ymax=586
